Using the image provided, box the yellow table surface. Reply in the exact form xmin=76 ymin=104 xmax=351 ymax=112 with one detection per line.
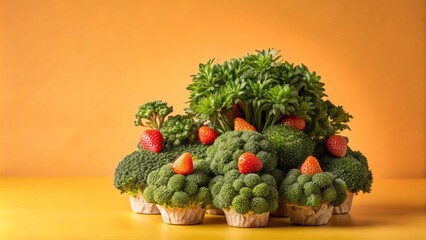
xmin=1 ymin=178 xmax=425 ymax=240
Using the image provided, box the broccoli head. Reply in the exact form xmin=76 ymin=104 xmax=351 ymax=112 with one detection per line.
xmin=210 ymin=171 xmax=278 ymax=214
xmin=206 ymin=131 xmax=277 ymax=175
xmin=262 ymin=124 xmax=315 ymax=172
xmin=279 ymin=169 xmax=348 ymax=207
xmin=320 ymin=151 xmax=373 ymax=194
xmin=160 ymin=114 xmax=198 ymax=146
xmin=134 ymin=100 xmax=173 ymax=130
xmin=143 ymin=157 xmax=212 ymax=208
xmin=114 ymin=143 xmax=208 ymax=196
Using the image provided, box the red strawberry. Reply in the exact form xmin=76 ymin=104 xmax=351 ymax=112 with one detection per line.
xmin=226 ymin=104 xmax=244 ymax=119
xmin=140 ymin=129 xmax=164 ymax=153
xmin=282 ymin=116 xmax=305 ymax=130
xmin=198 ymin=126 xmax=218 ymax=145
xmin=326 ymin=135 xmax=348 ymax=158
xmin=234 ymin=117 xmax=256 ymax=131
xmin=172 ymin=152 xmax=193 ymax=175
xmin=238 ymin=152 xmax=263 ymax=174
xmin=300 ymin=156 xmax=323 ymax=176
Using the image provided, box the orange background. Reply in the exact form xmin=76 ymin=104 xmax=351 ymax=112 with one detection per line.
xmin=0 ymin=0 xmax=424 ymax=178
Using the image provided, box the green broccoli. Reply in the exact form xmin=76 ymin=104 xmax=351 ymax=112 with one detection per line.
xmin=160 ymin=114 xmax=198 ymax=146
xmin=114 ymin=143 xmax=209 ymax=196
xmin=206 ymin=131 xmax=277 ymax=175
xmin=142 ymin=156 xmax=212 ymax=208
xmin=262 ymin=124 xmax=315 ymax=172
xmin=211 ymin=171 xmax=278 ymax=214
xmin=134 ymin=100 xmax=173 ymax=129
xmin=321 ymin=152 xmax=373 ymax=193
xmin=279 ymin=169 xmax=348 ymax=207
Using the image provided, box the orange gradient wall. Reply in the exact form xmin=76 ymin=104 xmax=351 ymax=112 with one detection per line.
xmin=0 ymin=0 xmax=425 ymax=178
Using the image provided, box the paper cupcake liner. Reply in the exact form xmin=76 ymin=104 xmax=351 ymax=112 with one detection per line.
xmin=128 ymin=194 xmax=160 ymax=214
xmin=223 ymin=208 xmax=269 ymax=228
xmin=333 ymin=191 xmax=354 ymax=214
xmin=206 ymin=207 xmax=225 ymax=215
xmin=270 ymin=201 xmax=289 ymax=217
xmin=156 ymin=205 xmax=206 ymax=225
xmin=287 ymin=203 xmax=333 ymax=226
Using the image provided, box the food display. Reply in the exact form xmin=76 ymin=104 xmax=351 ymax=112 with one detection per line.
xmin=114 ymin=49 xmax=373 ymax=226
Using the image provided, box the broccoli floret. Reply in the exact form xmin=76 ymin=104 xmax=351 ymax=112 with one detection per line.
xmin=306 ymin=194 xmax=321 ymax=208
xmin=321 ymin=154 xmax=373 ymax=193
xmin=239 ymin=187 xmax=254 ymax=199
xmin=184 ymin=180 xmax=199 ymax=196
xmin=194 ymin=187 xmax=213 ymax=206
xmin=253 ymin=183 xmax=270 ymax=197
xmin=114 ymin=143 xmax=208 ymax=195
xmin=232 ymin=179 xmax=245 ymax=191
xmin=142 ymin=185 xmax=156 ymax=203
xmin=206 ymin=131 xmax=277 ymax=175
xmin=193 ymin=158 xmax=211 ymax=175
xmin=160 ymin=114 xmax=198 ymax=146
xmin=312 ymin=173 xmax=332 ymax=188
xmin=244 ymin=174 xmax=262 ymax=188
xmin=297 ymin=174 xmax=311 ymax=185
xmin=171 ymin=191 xmax=190 ymax=208
xmin=134 ymin=100 xmax=173 ymax=129
xmin=322 ymin=186 xmax=337 ymax=202
xmin=282 ymin=182 xmax=303 ymax=203
xmin=147 ymin=169 xmax=160 ymax=185
xmin=251 ymin=197 xmax=270 ymax=214
xmin=303 ymin=181 xmax=320 ymax=196
xmin=261 ymin=174 xmax=277 ymax=187
xmin=283 ymin=174 xmax=298 ymax=186
xmin=232 ymin=195 xmax=250 ymax=214
xmin=331 ymin=178 xmax=348 ymax=206
xmin=262 ymin=124 xmax=315 ymax=171
xmin=348 ymin=148 xmax=369 ymax=168
xmin=224 ymin=169 xmax=241 ymax=182
xmin=153 ymin=186 xmax=173 ymax=205
xmin=167 ymin=174 xmax=185 ymax=191
xmin=215 ymin=183 xmax=238 ymax=208
xmin=186 ymin=172 xmax=209 ymax=186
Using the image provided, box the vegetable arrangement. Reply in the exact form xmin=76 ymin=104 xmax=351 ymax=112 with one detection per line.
xmin=114 ymin=49 xmax=373 ymax=226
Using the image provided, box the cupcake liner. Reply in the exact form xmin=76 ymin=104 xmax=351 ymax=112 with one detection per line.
xmin=333 ymin=191 xmax=354 ymax=214
xmin=223 ymin=208 xmax=269 ymax=228
xmin=156 ymin=205 xmax=206 ymax=225
xmin=287 ymin=203 xmax=333 ymax=226
xmin=128 ymin=194 xmax=160 ymax=214
xmin=206 ymin=207 xmax=225 ymax=215
xmin=270 ymin=201 xmax=289 ymax=217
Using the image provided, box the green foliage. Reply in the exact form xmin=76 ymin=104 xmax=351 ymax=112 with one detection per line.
xmin=206 ymin=131 xmax=277 ymax=175
xmin=279 ymin=169 xmax=348 ymax=207
xmin=134 ymin=100 xmax=173 ymax=130
xmin=142 ymin=156 xmax=212 ymax=208
xmin=187 ymin=49 xmax=342 ymax=134
xmin=304 ymin=100 xmax=353 ymax=141
xmin=262 ymin=124 xmax=315 ymax=171
xmin=160 ymin=114 xmax=198 ymax=146
xmin=321 ymin=152 xmax=373 ymax=193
